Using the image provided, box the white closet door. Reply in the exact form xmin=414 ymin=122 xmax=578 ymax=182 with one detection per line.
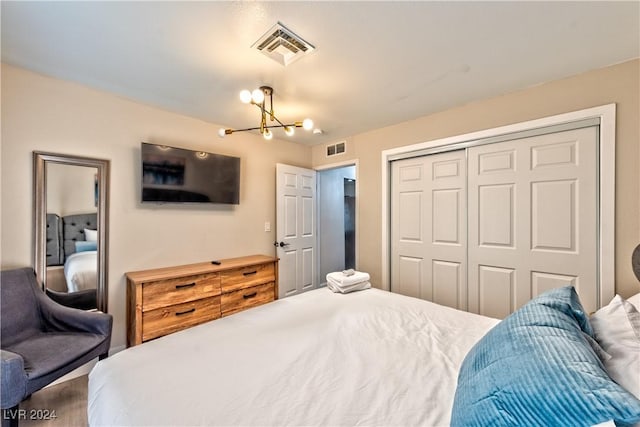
xmin=390 ymin=150 xmax=467 ymax=310
xmin=467 ymin=126 xmax=598 ymax=317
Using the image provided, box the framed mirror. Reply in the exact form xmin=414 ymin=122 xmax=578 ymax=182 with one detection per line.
xmin=33 ymin=151 xmax=110 ymax=312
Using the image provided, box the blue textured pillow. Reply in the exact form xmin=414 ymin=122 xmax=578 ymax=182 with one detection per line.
xmin=74 ymin=240 xmax=97 ymax=252
xmin=451 ymin=286 xmax=640 ymax=426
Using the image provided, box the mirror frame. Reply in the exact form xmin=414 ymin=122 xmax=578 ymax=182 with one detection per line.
xmin=33 ymin=151 xmax=110 ymax=312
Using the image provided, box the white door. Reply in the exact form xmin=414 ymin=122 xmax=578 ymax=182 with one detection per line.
xmin=467 ymin=126 xmax=598 ymax=317
xmin=276 ymin=163 xmax=317 ymax=298
xmin=390 ymin=150 xmax=467 ymax=310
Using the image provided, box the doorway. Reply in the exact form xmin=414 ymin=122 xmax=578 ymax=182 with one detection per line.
xmin=317 ymin=165 xmax=356 ymax=286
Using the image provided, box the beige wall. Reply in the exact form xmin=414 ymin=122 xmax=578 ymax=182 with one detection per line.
xmin=0 ymin=64 xmax=312 ymax=349
xmin=313 ymin=59 xmax=640 ymax=299
xmin=47 ymin=163 xmax=98 ymax=216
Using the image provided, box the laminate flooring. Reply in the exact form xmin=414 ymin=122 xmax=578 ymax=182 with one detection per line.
xmin=18 ymin=375 xmax=87 ymax=427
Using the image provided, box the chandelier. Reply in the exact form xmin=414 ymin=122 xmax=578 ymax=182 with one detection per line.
xmin=218 ymin=86 xmax=313 ymax=140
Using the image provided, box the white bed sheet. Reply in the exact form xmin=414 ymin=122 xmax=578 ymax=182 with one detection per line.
xmin=64 ymin=250 xmax=97 ymax=292
xmin=89 ymin=288 xmax=498 ymax=426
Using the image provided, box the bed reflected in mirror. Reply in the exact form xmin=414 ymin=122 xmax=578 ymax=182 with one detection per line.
xmin=33 ymin=152 xmax=110 ymax=313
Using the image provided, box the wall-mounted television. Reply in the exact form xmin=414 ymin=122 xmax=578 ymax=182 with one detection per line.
xmin=141 ymin=142 xmax=240 ymax=204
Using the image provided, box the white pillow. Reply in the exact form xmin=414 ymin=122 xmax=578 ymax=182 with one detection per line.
xmin=627 ymin=292 xmax=640 ymax=311
xmin=84 ymin=228 xmax=98 ymax=242
xmin=590 ymin=295 xmax=640 ymax=399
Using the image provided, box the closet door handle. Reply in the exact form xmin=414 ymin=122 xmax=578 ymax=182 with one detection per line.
xmin=243 ymin=271 xmax=257 ymax=276
xmin=175 ymin=308 xmax=196 ymax=316
xmin=175 ymin=283 xmax=196 ymax=290
xmin=243 ymin=292 xmax=257 ymax=299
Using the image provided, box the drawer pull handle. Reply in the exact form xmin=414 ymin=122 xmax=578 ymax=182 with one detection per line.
xmin=243 ymin=271 xmax=258 ymax=276
xmin=175 ymin=283 xmax=196 ymax=290
xmin=243 ymin=292 xmax=258 ymax=299
xmin=175 ymin=308 xmax=196 ymax=316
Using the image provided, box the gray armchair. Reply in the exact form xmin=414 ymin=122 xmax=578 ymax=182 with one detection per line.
xmin=0 ymin=267 xmax=112 ymax=425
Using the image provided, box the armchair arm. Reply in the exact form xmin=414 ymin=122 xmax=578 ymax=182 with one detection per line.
xmin=1 ymin=350 xmax=27 ymax=409
xmin=46 ymin=288 xmax=97 ymax=311
xmin=36 ymin=291 xmax=112 ymax=337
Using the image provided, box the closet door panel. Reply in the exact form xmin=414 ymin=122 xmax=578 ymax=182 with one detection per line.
xmin=531 ymin=180 xmax=576 ymax=251
xmin=432 ymin=189 xmax=461 ymax=244
xmin=478 ymin=184 xmax=515 ymax=248
xmin=391 ymin=151 xmax=466 ymax=309
xmin=478 ymin=265 xmax=515 ymax=319
xmin=397 ymin=256 xmax=423 ymax=299
xmin=428 ymin=152 xmax=467 ymax=309
xmin=468 ymin=127 xmax=598 ymax=316
xmin=391 ymin=159 xmax=428 ymax=300
xmin=432 ymin=260 xmax=461 ymax=308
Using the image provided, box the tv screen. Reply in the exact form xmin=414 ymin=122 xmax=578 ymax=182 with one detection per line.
xmin=141 ymin=142 xmax=240 ymax=204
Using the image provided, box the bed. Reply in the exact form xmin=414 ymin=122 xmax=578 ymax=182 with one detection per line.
xmin=88 ymin=284 xmax=640 ymax=426
xmin=46 ymin=212 xmax=98 ymax=293
xmin=90 ymin=288 xmax=496 ymax=426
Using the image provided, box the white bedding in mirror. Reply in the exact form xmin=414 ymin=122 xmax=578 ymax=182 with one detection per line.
xmin=88 ymin=288 xmax=498 ymax=426
xmin=63 ymin=250 xmax=97 ymax=292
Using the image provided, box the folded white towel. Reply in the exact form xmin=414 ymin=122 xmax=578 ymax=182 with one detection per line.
xmin=326 ymin=277 xmax=371 ymax=294
xmin=326 ymin=271 xmax=370 ymax=286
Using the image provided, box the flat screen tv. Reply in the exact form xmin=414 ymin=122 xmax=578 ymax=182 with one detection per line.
xmin=141 ymin=142 xmax=240 ymax=204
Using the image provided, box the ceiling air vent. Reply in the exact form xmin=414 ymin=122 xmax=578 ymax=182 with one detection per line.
xmin=252 ymin=22 xmax=315 ymax=66
xmin=326 ymin=141 xmax=346 ymax=157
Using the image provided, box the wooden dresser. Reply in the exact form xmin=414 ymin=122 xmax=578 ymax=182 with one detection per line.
xmin=126 ymin=255 xmax=278 ymax=346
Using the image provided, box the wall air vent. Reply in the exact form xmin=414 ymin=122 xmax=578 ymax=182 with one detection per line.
xmin=326 ymin=141 xmax=346 ymax=157
xmin=252 ymin=22 xmax=315 ymax=66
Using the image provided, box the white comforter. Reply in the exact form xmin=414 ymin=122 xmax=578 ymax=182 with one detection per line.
xmin=89 ymin=288 xmax=498 ymax=426
xmin=64 ymin=250 xmax=97 ymax=292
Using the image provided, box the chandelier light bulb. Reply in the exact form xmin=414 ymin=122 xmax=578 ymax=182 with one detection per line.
xmin=218 ymin=128 xmax=227 ymax=138
xmin=263 ymin=129 xmax=273 ymax=140
xmin=302 ymin=118 xmax=314 ymax=131
xmin=251 ymin=89 xmax=265 ymax=104
xmin=239 ymin=90 xmax=252 ymax=104
xmin=284 ymin=126 xmax=295 ymax=137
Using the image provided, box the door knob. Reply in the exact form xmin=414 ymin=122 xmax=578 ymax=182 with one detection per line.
xmin=273 ymin=241 xmax=290 ymax=248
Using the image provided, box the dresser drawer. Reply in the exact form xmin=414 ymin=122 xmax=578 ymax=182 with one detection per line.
xmin=142 ymin=273 xmax=220 ymax=312
xmin=221 ymin=282 xmax=275 ymax=317
xmin=220 ymin=263 xmax=275 ymax=293
xmin=142 ymin=296 xmax=220 ymax=342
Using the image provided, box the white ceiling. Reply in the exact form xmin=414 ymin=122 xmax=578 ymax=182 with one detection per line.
xmin=2 ymin=1 xmax=639 ymax=145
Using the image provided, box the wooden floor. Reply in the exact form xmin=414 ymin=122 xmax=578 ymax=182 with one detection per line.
xmin=19 ymin=375 xmax=87 ymax=427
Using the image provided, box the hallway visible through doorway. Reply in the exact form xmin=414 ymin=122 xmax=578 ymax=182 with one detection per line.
xmin=318 ymin=165 xmax=356 ymax=285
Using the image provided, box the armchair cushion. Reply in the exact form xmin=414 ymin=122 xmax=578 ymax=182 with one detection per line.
xmin=8 ymin=332 xmax=105 ymax=380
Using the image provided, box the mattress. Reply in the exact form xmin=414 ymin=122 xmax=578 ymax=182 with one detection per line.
xmin=64 ymin=250 xmax=97 ymax=292
xmin=88 ymin=288 xmax=498 ymax=426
